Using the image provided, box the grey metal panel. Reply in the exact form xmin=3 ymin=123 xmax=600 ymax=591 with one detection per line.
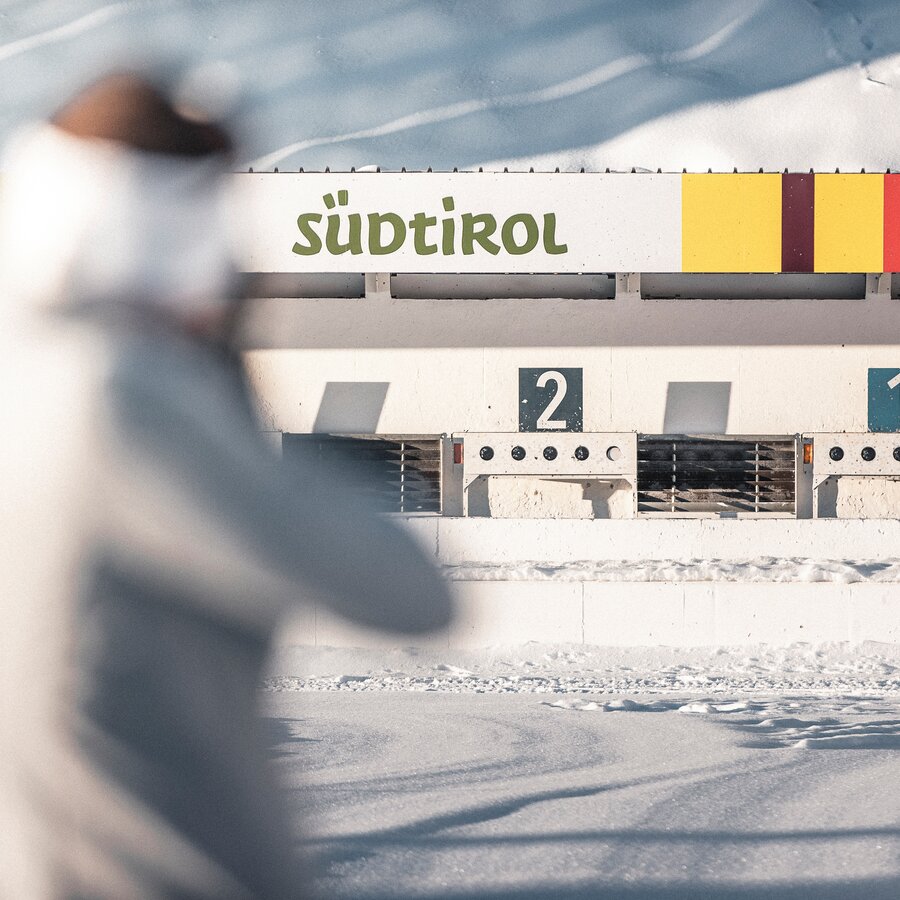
xmin=392 ymin=273 xmax=615 ymax=300
xmin=241 ymin=273 xmax=365 ymax=298
xmin=641 ymin=273 xmax=865 ymax=300
xmin=235 ymin=294 xmax=897 ymax=349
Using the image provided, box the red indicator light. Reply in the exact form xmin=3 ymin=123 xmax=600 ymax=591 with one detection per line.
xmin=453 ymin=441 xmax=463 ymax=464
xmin=802 ymin=443 xmax=813 ymax=465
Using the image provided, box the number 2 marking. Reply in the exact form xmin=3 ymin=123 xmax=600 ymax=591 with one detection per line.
xmin=536 ymin=370 xmax=568 ymax=429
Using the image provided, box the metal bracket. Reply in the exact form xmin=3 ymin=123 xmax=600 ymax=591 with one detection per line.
xmin=364 ymin=272 xmax=391 ymax=299
xmin=616 ymin=272 xmax=641 ymax=302
xmin=865 ymin=272 xmax=891 ymax=301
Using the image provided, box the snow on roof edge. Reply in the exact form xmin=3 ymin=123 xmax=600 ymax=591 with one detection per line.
xmin=241 ymin=166 xmax=890 ymax=174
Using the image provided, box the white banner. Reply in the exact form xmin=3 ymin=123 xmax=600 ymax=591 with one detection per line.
xmin=231 ymin=173 xmax=682 ymax=273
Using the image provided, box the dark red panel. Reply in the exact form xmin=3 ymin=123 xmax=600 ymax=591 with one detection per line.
xmin=884 ymin=174 xmax=900 ymax=272
xmin=781 ymin=173 xmax=815 ymax=272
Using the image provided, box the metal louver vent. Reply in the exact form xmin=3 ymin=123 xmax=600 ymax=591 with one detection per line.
xmin=282 ymin=434 xmax=442 ymax=513
xmin=637 ymin=435 xmax=796 ymax=516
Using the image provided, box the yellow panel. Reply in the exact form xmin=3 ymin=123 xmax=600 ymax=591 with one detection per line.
xmin=814 ymin=174 xmax=883 ymax=272
xmin=682 ymin=174 xmax=781 ymax=273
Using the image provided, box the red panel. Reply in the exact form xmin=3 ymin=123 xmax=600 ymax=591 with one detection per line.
xmin=781 ymin=174 xmax=815 ymax=272
xmin=884 ymin=174 xmax=900 ymax=272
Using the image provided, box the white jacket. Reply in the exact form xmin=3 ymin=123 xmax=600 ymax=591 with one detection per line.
xmin=0 ymin=299 xmax=453 ymax=898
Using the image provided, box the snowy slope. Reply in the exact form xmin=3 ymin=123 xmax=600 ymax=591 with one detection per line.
xmin=2 ymin=1 xmax=900 ymax=171
xmin=265 ymin=644 xmax=900 ymax=897
xmin=484 ymin=53 xmax=900 ymax=173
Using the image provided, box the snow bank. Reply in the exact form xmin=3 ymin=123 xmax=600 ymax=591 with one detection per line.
xmin=484 ymin=52 xmax=900 ymax=173
xmin=5 ymin=2 xmax=900 ymax=171
xmin=266 ymin=641 xmax=900 ymax=697
xmin=443 ymin=557 xmax=900 ymax=583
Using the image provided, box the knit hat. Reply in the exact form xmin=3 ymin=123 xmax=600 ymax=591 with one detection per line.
xmin=0 ymin=72 xmax=237 ymax=318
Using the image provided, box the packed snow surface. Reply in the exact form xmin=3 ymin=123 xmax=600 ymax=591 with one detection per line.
xmin=267 ymin=648 xmax=900 ymax=899
xmin=267 ymin=642 xmax=900 ymax=697
xmin=3 ymin=1 xmax=900 ymax=171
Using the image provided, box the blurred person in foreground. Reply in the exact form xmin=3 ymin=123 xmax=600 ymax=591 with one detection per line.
xmin=0 ymin=72 xmax=453 ymax=899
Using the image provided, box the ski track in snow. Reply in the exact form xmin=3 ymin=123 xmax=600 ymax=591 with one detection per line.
xmin=267 ymin=669 xmax=900 ymax=698
xmin=0 ymin=2 xmax=153 ymax=64
xmin=248 ymin=2 xmax=763 ymax=170
xmin=266 ymin=643 xmax=900 ymax=748
xmin=266 ymin=642 xmax=900 ymax=706
xmin=270 ymin=689 xmax=900 ymax=898
xmin=544 ymin=696 xmax=900 ymax=750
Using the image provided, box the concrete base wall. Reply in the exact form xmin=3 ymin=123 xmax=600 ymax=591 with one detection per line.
xmin=280 ymin=518 xmax=900 ymax=649
xmin=400 ymin=517 xmax=900 ymax=565
xmin=288 ymin=581 xmax=900 ymax=649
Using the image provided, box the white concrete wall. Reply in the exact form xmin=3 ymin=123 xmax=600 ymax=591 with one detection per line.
xmin=407 ymin=517 xmax=900 ymax=565
xmin=240 ymin=291 xmax=900 ymax=517
xmin=240 ymin=294 xmax=900 ymax=436
xmin=244 ymin=288 xmax=900 ymax=647
xmin=244 ymin=343 xmax=895 ymax=435
xmin=827 ymin=476 xmax=900 ymax=518
xmin=470 ymin=477 xmax=635 ymax=519
xmin=276 ymin=519 xmax=900 ymax=649
xmin=290 ymin=581 xmax=900 ymax=649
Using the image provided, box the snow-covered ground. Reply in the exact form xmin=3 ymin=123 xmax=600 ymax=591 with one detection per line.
xmin=265 ymin=644 xmax=900 ymax=897
xmin=3 ymin=1 xmax=900 ymax=171
xmin=266 ymin=660 xmax=900 ymax=899
xmin=268 ymin=642 xmax=900 ymax=698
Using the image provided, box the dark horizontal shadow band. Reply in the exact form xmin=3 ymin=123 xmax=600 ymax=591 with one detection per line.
xmin=239 ymin=297 xmax=900 ymax=349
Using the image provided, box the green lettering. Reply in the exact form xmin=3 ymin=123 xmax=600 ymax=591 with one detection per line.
xmin=441 ymin=196 xmax=455 ymax=255
xmin=408 ymin=212 xmax=438 ymax=255
xmin=542 ymin=212 xmax=568 ymax=254
xmin=292 ymin=213 xmax=322 ymax=255
xmin=501 ymin=213 xmax=539 ymax=255
xmin=368 ymin=212 xmax=406 ymax=255
xmin=461 ymin=213 xmax=500 ymax=255
xmin=325 ymin=212 xmax=362 ymax=255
